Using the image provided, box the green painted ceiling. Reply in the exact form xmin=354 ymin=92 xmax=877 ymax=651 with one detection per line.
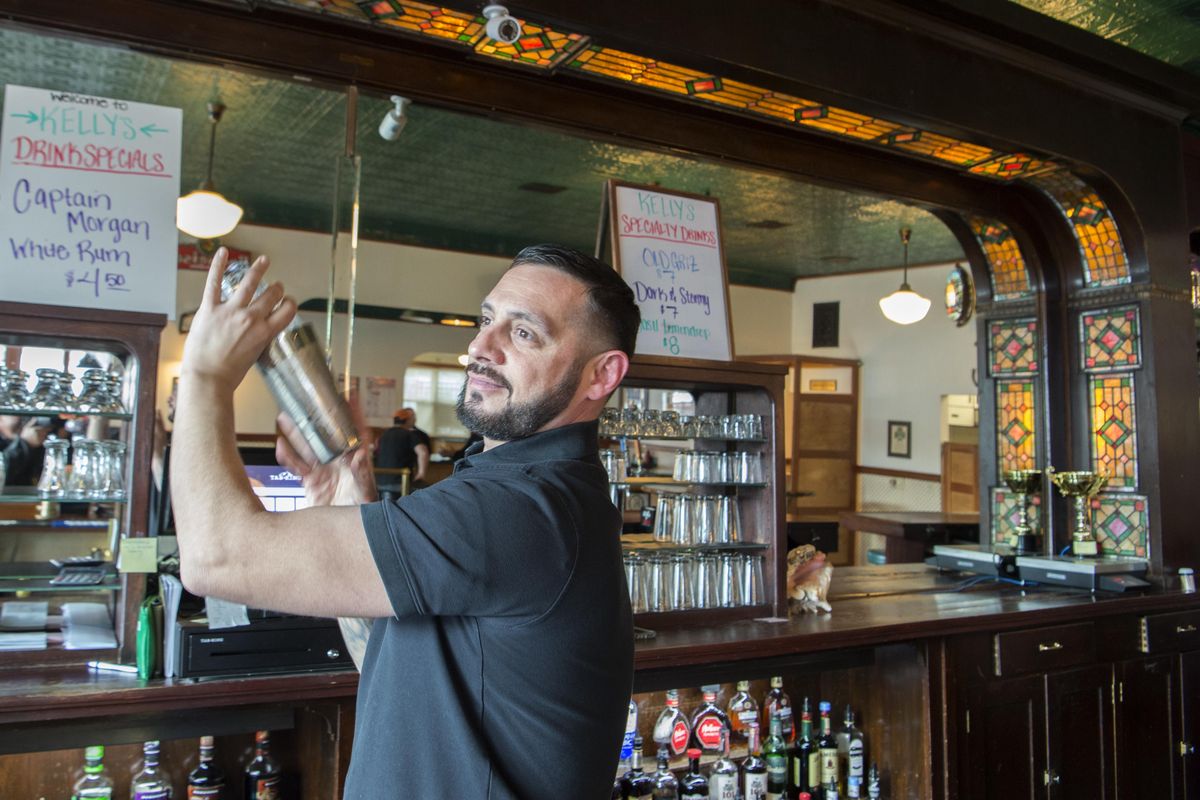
xmin=0 ymin=26 xmax=965 ymax=290
xmin=1012 ymin=0 xmax=1200 ymax=78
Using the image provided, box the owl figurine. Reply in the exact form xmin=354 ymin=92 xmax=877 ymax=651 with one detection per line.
xmin=786 ymin=544 xmax=833 ymax=614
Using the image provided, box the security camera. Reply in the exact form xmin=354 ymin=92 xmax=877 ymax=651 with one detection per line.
xmin=378 ymin=95 xmax=410 ymax=141
xmin=482 ymin=4 xmax=522 ymax=45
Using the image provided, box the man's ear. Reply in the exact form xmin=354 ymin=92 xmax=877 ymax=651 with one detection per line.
xmin=584 ymin=350 xmax=630 ymax=401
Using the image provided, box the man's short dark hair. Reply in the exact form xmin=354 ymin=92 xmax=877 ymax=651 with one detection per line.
xmin=510 ymin=244 xmax=640 ymax=359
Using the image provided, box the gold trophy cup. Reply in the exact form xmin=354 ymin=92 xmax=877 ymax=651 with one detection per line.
xmin=1002 ymin=469 xmax=1044 ymax=554
xmin=1050 ymin=470 xmax=1109 ymax=557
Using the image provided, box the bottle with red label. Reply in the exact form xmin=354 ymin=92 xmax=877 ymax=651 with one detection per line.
xmin=187 ymin=736 xmax=225 ymax=799
xmin=244 ymin=730 xmax=282 ymax=800
xmin=762 ymin=676 xmax=795 ymax=743
xmin=727 ymin=680 xmax=759 ymax=746
xmin=653 ymin=689 xmax=692 ymax=760
xmin=689 ymin=685 xmax=731 ymax=755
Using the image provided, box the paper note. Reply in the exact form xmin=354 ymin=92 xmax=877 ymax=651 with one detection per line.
xmin=117 ymin=537 xmax=158 ymax=573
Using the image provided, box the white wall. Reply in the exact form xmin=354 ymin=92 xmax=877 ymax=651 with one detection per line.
xmin=158 ymin=226 xmax=796 ymax=432
xmin=791 ymin=264 xmax=976 ymax=476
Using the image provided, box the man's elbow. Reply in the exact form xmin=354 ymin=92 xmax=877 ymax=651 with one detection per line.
xmin=179 ymin=558 xmax=213 ymax=598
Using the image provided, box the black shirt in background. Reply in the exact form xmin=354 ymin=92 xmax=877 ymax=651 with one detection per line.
xmin=351 ymin=420 xmax=633 ymax=799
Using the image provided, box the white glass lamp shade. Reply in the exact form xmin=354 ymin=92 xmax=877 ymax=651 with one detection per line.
xmin=878 ymin=284 xmax=932 ymax=325
xmin=176 ymin=189 xmax=243 ymax=239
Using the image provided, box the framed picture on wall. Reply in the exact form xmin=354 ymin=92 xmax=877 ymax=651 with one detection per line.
xmin=887 ymin=420 xmax=911 ymax=458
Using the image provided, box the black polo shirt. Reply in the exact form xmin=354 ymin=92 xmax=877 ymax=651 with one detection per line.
xmin=348 ymin=420 xmax=633 ymax=800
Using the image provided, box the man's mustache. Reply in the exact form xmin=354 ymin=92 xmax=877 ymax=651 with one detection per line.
xmin=465 ymin=363 xmax=512 ymax=393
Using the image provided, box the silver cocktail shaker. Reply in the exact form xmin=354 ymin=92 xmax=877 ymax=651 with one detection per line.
xmin=220 ymin=259 xmax=359 ymax=464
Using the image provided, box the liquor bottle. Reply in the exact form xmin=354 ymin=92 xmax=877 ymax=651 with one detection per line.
xmin=818 ymin=701 xmax=839 ymax=796
xmin=130 ymin=740 xmax=171 ymax=800
xmin=622 ymin=698 xmax=640 ymax=762
xmin=680 ymin=748 xmax=709 ymax=800
xmin=651 ymin=748 xmax=680 ymax=800
xmin=739 ymin=721 xmax=767 ymax=800
xmin=763 ymin=676 xmax=795 ymax=743
xmin=790 ymin=698 xmax=819 ymax=798
xmin=762 ymin=711 xmax=787 ymax=800
xmin=71 ymin=745 xmax=114 ymax=799
xmin=244 ymin=730 xmax=282 ymax=800
xmin=689 ymin=685 xmax=730 ymax=755
xmin=708 ymin=730 xmax=738 ymax=800
xmin=623 ymin=736 xmax=655 ymax=799
xmin=187 ymin=736 xmax=225 ymax=799
xmin=727 ymin=680 xmax=759 ymax=746
xmin=654 ymin=689 xmax=692 ymax=759
xmin=846 ymin=775 xmax=863 ymax=800
xmin=867 ymin=763 xmax=881 ymax=800
xmin=839 ymin=706 xmax=865 ymax=795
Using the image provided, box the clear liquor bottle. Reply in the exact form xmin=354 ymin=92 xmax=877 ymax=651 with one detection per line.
xmin=130 ymin=740 xmax=171 ymax=800
xmin=818 ymin=701 xmax=839 ymax=796
xmin=244 ymin=731 xmax=282 ymax=800
xmin=867 ymin=763 xmax=881 ymax=799
xmin=838 ymin=706 xmax=865 ymax=798
xmin=654 ymin=689 xmax=692 ymax=760
xmin=680 ymin=748 xmax=709 ymax=800
xmin=739 ymin=721 xmax=767 ymax=800
xmin=790 ymin=698 xmax=819 ymax=798
xmin=623 ymin=735 xmax=655 ymax=799
xmin=708 ymin=730 xmax=738 ymax=800
xmin=72 ymin=745 xmax=113 ymax=799
xmin=651 ymin=748 xmax=680 ymax=799
xmin=187 ymin=736 xmax=225 ymax=799
xmin=727 ymin=680 xmax=759 ymax=746
xmin=689 ymin=685 xmax=731 ymax=756
xmin=763 ymin=676 xmax=795 ymax=743
xmin=763 ymin=711 xmax=788 ymax=800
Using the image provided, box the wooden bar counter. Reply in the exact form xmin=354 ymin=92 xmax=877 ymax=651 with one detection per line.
xmin=2 ymin=565 xmax=1197 ymax=798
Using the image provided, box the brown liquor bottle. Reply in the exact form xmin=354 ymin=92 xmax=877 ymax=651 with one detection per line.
xmin=187 ymin=736 xmax=225 ymax=799
xmin=244 ymin=730 xmax=282 ymax=800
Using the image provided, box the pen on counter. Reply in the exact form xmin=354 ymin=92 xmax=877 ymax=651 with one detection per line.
xmin=87 ymin=660 xmax=139 ymax=674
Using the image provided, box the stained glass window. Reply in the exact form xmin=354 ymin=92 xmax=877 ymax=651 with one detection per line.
xmin=989 ymin=319 xmax=1038 ymax=376
xmin=1081 ymin=306 xmax=1141 ymax=372
xmin=968 ymin=217 xmax=1033 ymax=301
xmin=1090 ymin=374 xmax=1138 ymax=490
xmin=356 ymin=1 xmax=484 ymax=44
xmin=967 ymin=153 xmax=1055 ymax=181
xmin=265 ymin=0 xmax=370 ymax=20
xmin=992 ymin=487 xmax=1041 ymax=546
xmin=474 ymin=23 xmax=588 ymax=69
xmin=996 ymin=379 xmax=1037 ymax=473
xmin=1092 ymin=493 xmax=1148 ymax=558
xmin=1029 ymin=169 xmax=1130 ymax=287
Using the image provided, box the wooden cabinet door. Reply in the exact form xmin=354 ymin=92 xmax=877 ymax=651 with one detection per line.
xmin=961 ymin=674 xmax=1048 ymax=800
xmin=1182 ymin=650 xmax=1200 ymax=798
xmin=1116 ymin=656 xmax=1180 ymax=799
xmin=1045 ymin=664 xmax=1116 ymax=800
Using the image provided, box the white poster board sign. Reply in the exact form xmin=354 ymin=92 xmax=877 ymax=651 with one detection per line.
xmin=608 ymin=180 xmax=733 ymax=361
xmin=0 ymin=85 xmax=181 ymax=315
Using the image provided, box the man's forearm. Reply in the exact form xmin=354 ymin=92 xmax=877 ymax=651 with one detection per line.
xmin=170 ymin=373 xmax=265 ymax=597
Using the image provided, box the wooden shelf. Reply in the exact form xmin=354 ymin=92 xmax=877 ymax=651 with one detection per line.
xmin=0 ymin=407 xmax=131 ymax=420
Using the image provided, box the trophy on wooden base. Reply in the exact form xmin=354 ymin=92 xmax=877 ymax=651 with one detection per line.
xmin=1002 ymin=469 xmax=1044 ymax=554
xmin=1050 ymin=470 xmax=1109 ymax=558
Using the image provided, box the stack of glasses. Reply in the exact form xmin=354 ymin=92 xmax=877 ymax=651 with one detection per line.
xmin=599 ymin=408 xmax=764 ymax=440
xmin=0 ymin=367 xmax=126 ymax=415
xmin=623 ymin=551 xmax=766 ymax=612
xmin=37 ymin=437 xmax=127 ymax=499
xmin=652 ymin=494 xmax=741 ymax=545
xmin=672 ymin=450 xmax=764 ymax=484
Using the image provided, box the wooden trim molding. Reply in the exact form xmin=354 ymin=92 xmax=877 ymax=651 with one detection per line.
xmin=857 ymin=465 xmax=941 ymax=482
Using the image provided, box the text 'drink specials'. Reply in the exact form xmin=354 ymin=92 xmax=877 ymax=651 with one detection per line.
xmin=1 ymin=84 xmax=181 ymax=315
xmin=610 ymin=182 xmax=732 ymax=361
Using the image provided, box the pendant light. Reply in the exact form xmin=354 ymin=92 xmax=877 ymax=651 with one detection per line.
xmin=176 ymin=101 xmax=243 ymax=240
xmin=879 ymin=227 xmax=931 ymax=325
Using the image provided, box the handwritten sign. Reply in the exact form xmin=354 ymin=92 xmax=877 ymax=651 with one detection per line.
xmin=0 ymin=85 xmax=181 ymax=315
xmin=608 ymin=180 xmax=733 ymax=361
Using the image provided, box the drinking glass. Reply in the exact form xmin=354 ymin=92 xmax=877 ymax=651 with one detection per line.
xmin=645 ymin=555 xmax=667 ymax=612
xmin=56 ymin=372 xmax=79 ymax=412
xmin=624 ymin=553 xmax=647 ymax=613
xmin=743 ymin=555 xmax=765 ymax=606
xmin=76 ymin=370 xmax=109 ymax=413
xmin=67 ymin=439 xmax=95 ymax=496
xmin=718 ymin=552 xmax=742 ymax=608
xmin=714 ymin=495 xmax=740 ymax=543
xmin=693 ymin=495 xmax=718 ymax=545
xmin=599 ymin=408 xmax=620 ymax=437
xmin=101 ymin=372 xmax=127 ymax=414
xmin=654 ymin=495 xmax=676 ymax=542
xmin=661 ymin=411 xmax=682 ymax=438
xmin=693 ymin=554 xmax=719 ymax=609
xmin=37 ymin=437 xmax=70 ymax=497
xmin=31 ymin=369 xmax=68 ymax=411
xmin=101 ymin=441 xmax=126 ymax=498
xmin=671 ymin=494 xmax=694 ymax=545
xmin=668 ymin=553 xmax=692 ymax=610
xmin=620 ymin=407 xmax=642 ymax=437
xmin=1 ymin=368 xmax=31 ymax=410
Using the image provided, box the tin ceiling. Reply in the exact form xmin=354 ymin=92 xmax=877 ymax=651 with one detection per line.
xmin=0 ymin=26 xmax=967 ymax=291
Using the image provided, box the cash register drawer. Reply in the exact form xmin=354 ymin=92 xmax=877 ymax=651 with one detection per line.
xmin=1139 ymin=609 xmax=1200 ymax=654
xmin=993 ymin=622 xmax=1096 ymax=677
xmin=178 ymin=618 xmax=354 ymax=678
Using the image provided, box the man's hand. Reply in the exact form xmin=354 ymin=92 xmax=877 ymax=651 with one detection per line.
xmin=275 ymin=412 xmax=377 ymax=507
xmin=179 ymin=248 xmax=297 ymax=394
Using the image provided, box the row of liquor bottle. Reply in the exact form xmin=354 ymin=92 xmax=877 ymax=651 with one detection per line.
xmin=68 ymin=732 xmax=281 ymax=799
xmin=619 ymin=678 xmax=878 ymax=799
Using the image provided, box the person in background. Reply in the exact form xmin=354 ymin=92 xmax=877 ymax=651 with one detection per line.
xmin=171 ymin=243 xmax=640 ymax=799
xmin=0 ymin=415 xmax=60 ymax=486
xmin=374 ymin=408 xmax=428 ymax=486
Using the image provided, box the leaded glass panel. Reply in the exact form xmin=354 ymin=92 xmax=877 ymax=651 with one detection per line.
xmin=1028 ymin=169 xmax=1130 ymax=287
xmin=1090 ymin=374 xmax=1138 ymax=490
xmin=989 ymin=319 xmax=1039 ymax=376
xmin=1092 ymin=493 xmax=1148 ymax=558
xmin=968 ymin=217 xmax=1033 ymax=301
xmin=992 ymin=487 xmax=1041 ymax=546
xmin=1080 ymin=306 xmax=1141 ymax=372
xmin=996 ymin=379 xmax=1037 ymax=473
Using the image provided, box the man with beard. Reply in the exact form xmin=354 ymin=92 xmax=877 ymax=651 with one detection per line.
xmin=171 ymin=243 xmax=640 ymax=799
